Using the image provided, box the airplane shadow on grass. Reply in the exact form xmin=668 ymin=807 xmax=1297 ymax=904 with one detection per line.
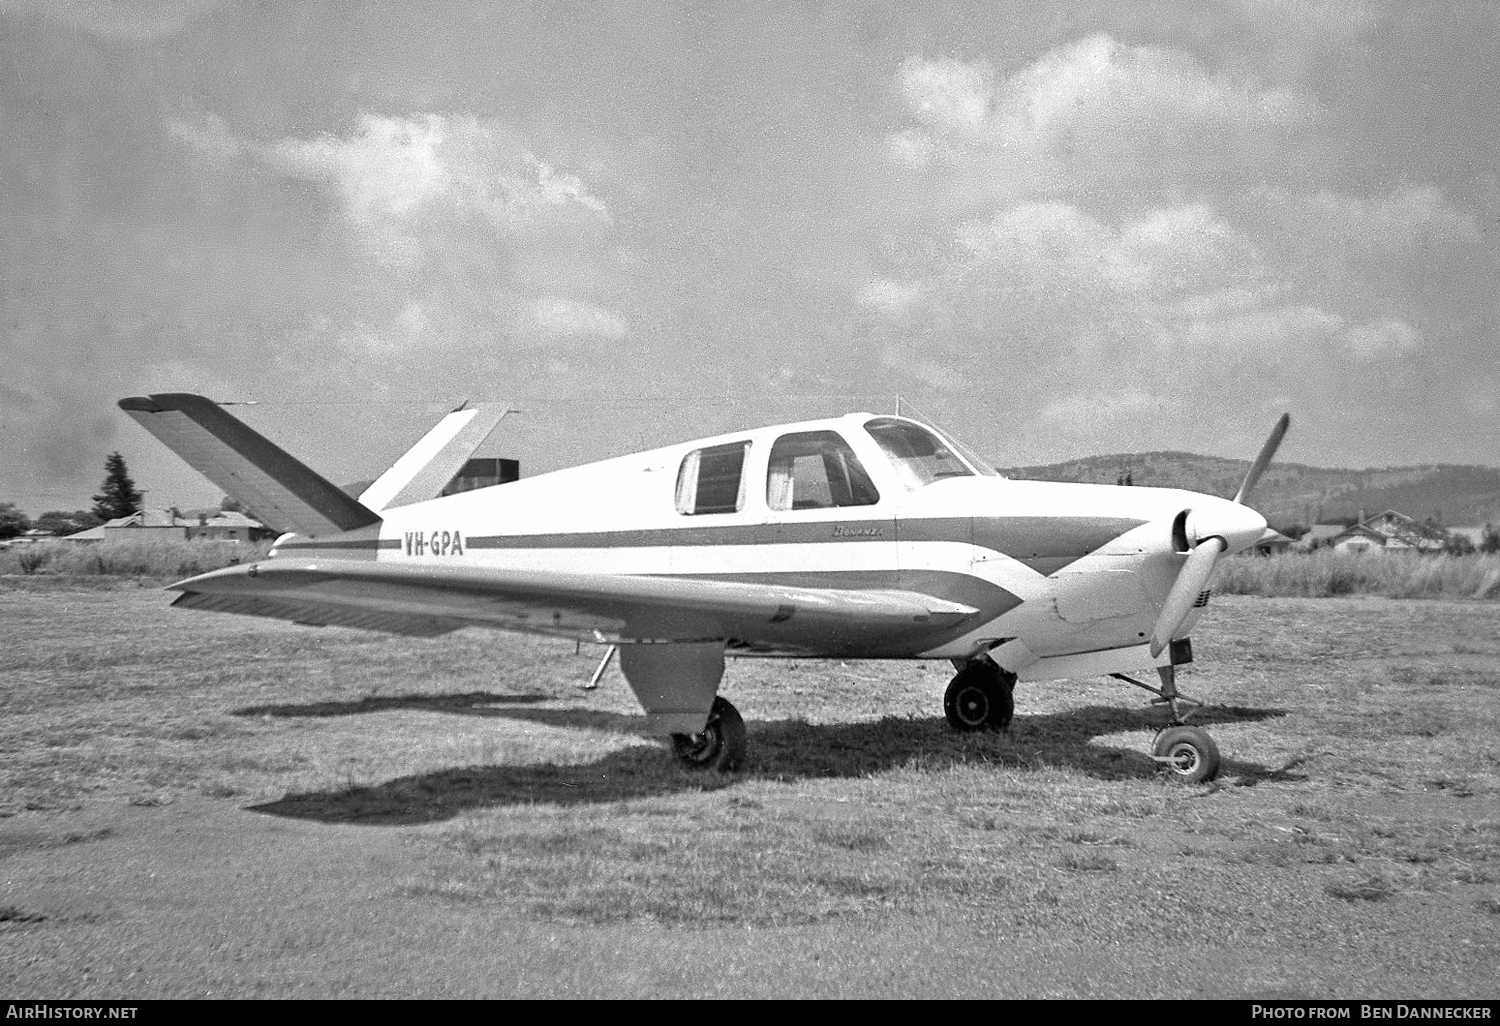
xmin=244 ymin=694 xmax=1297 ymax=825
xmin=235 ymin=691 xmax=555 ymax=719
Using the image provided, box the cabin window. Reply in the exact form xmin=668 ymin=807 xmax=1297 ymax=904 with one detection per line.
xmin=864 ymin=417 xmax=985 ymax=491
xmin=676 ymin=441 xmax=750 ymax=515
xmin=766 ymin=430 xmax=879 ymax=511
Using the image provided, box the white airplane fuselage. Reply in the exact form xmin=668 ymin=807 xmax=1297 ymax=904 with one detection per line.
xmin=271 ymin=412 xmax=1266 ymax=681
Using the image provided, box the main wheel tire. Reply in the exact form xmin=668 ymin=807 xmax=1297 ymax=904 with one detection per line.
xmin=1152 ymin=725 xmax=1220 ymax=783
xmin=943 ymin=665 xmax=1014 ymax=732
xmin=670 ymin=696 xmax=746 ymax=772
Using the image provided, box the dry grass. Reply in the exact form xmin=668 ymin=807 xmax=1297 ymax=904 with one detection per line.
xmin=2 ymin=582 xmax=1498 ymax=993
xmin=0 ymin=538 xmax=270 ymax=578
xmin=1217 ymin=549 xmax=1500 ymax=599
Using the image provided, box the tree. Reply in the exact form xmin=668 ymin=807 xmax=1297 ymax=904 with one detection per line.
xmin=0 ymin=502 xmax=29 ymax=540
xmin=1481 ymin=523 xmax=1500 ymax=556
xmin=92 ymin=452 xmax=144 ymax=521
xmin=1443 ymin=531 xmax=1476 ymax=556
xmin=34 ymin=510 xmax=100 ymax=536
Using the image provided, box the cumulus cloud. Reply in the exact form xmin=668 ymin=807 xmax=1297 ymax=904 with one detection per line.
xmin=1175 ymin=303 xmax=1344 ymax=360
xmin=261 ymin=114 xmax=610 ymax=231
xmin=167 ymin=112 xmax=243 ymax=160
xmin=1338 ymin=317 xmax=1422 ymax=359
xmin=856 ymin=278 xmax=925 ymax=315
xmin=266 ymin=115 xmax=453 ymax=222
xmin=936 ymin=199 xmax=1275 ymax=343
xmin=171 ymin=112 xmax=611 ymax=241
xmin=877 ymin=35 xmax=1447 ymax=386
xmin=1003 ymin=33 xmax=1313 ymax=141
xmin=872 ymin=190 xmax=1431 ymax=418
xmin=166 ymin=110 xmax=624 ymax=359
xmin=1116 ymin=204 xmax=1269 ymax=299
xmin=1250 ymin=185 xmax=1480 ymax=252
xmin=888 ymin=35 xmax=1318 ymax=193
xmin=899 ymin=58 xmax=996 ymax=139
xmin=531 ymin=297 xmax=628 ymax=340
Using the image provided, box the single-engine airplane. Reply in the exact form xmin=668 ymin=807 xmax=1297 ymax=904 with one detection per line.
xmin=121 ymin=393 xmax=1289 ymax=782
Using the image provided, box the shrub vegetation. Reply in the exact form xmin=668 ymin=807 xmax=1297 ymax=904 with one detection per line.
xmin=0 ymin=538 xmax=269 ymax=580
xmin=1216 ymin=550 xmax=1500 ymax=600
xmin=7 ymin=539 xmax=1500 ymax=600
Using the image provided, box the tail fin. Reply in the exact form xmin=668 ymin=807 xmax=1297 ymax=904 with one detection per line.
xmin=119 ymin=393 xmax=381 ymax=537
xmin=358 ymin=403 xmax=509 ymax=512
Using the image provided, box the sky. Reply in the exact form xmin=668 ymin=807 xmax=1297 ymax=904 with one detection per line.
xmin=2 ymin=0 xmax=1497 ymax=516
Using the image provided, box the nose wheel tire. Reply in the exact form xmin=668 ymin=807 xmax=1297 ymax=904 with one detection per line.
xmin=670 ymin=696 xmax=746 ymax=772
xmin=1152 ymin=725 xmax=1220 ymax=783
xmin=943 ymin=664 xmax=1014 ymax=732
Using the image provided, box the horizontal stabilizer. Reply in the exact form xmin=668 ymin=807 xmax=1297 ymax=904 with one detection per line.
xmin=359 ymin=404 xmax=509 ymax=512
xmin=119 ymin=393 xmax=381 ymax=537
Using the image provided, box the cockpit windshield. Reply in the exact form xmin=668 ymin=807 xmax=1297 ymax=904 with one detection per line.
xmin=864 ymin=417 xmax=994 ymax=491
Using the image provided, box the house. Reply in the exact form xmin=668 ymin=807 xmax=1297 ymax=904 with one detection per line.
xmin=1329 ymin=522 xmax=1388 ymax=553
xmin=1299 ymin=523 xmax=1346 ymax=550
xmin=1318 ymin=510 xmax=1448 ymax=554
xmin=60 ymin=525 xmax=106 ymax=543
xmin=1296 ymin=528 xmax=1344 ymax=552
xmin=9 ymin=528 xmax=58 ymax=546
xmin=62 ymin=509 xmax=266 ymax=544
xmin=184 ymin=510 xmax=265 ymax=542
xmin=1253 ymin=528 xmax=1295 ymax=555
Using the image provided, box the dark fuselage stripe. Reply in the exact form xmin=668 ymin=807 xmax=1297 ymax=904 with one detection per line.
xmin=282 ymin=538 xmax=402 ymax=551
xmin=456 ymin=516 xmax=1143 ymax=554
xmin=279 ymin=515 xmax=1145 ymax=576
xmin=670 ymin=568 xmax=1021 ymax=618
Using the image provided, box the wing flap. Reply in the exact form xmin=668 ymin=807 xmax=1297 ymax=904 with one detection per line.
xmin=171 ymin=591 xmax=466 ymax=636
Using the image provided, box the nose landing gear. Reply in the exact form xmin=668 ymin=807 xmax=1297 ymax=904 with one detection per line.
xmin=1111 ymin=665 xmax=1221 ymax=783
xmin=1150 ymin=724 xmax=1221 ymax=784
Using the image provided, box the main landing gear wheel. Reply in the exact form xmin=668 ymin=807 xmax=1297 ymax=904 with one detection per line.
xmin=1152 ymin=725 xmax=1220 ymax=783
xmin=671 ymin=696 xmax=746 ymax=772
xmin=943 ymin=663 xmax=1014 ymax=732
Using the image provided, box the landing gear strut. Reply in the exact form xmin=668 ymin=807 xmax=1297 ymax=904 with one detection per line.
xmin=1111 ymin=665 xmax=1220 ymax=783
xmin=943 ymin=659 xmax=1016 ymax=732
xmin=670 ymin=696 xmax=746 ymax=772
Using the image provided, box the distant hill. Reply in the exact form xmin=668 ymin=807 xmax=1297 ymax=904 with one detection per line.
xmin=998 ymin=452 xmax=1500 ymax=530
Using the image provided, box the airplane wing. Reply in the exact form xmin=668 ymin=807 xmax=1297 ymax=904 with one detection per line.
xmin=167 ymin=558 xmax=981 ymax=653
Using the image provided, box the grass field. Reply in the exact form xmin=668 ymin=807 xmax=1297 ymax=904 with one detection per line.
xmin=1 ymin=580 xmax=1498 ymax=997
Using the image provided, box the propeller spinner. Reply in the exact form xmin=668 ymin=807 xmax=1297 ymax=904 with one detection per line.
xmin=1147 ymin=414 xmax=1291 ymax=658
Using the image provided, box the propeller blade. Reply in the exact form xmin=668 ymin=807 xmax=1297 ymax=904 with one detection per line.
xmin=1232 ymin=413 xmax=1291 ymax=506
xmin=1149 ymin=536 xmax=1226 ymax=658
